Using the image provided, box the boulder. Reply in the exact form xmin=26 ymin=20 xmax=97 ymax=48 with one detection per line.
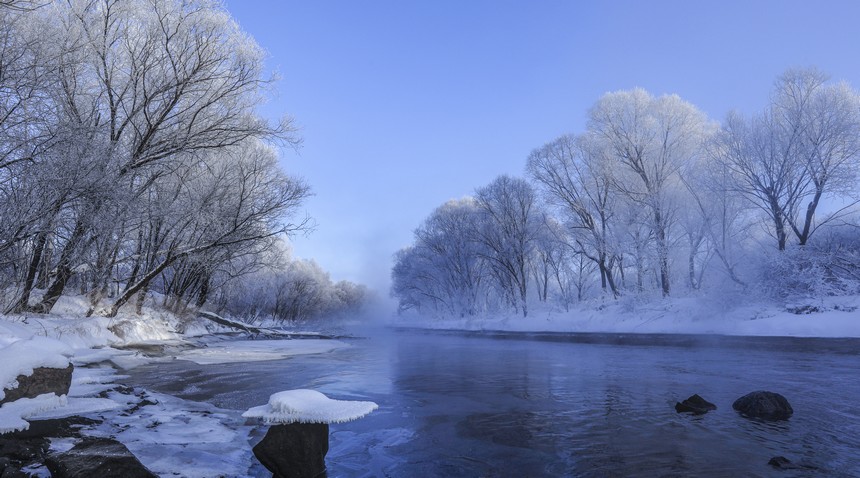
xmin=0 ymin=437 xmax=48 ymax=464
xmin=44 ymin=437 xmax=157 ymax=478
xmin=252 ymin=423 xmax=329 ymax=478
xmin=732 ymin=391 xmax=793 ymax=420
xmin=0 ymin=364 xmax=73 ymax=405
xmin=768 ymin=456 xmax=799 ymax=469
xmin=674 ymin=394 xmax=717 ymax=415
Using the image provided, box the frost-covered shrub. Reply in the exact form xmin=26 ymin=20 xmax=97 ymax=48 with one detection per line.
xmin=755 ymin=226 xmax=860 ymax=299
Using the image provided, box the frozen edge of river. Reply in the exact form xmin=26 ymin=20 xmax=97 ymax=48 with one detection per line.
xmin=0 ymin=329 xmax=355 ymax=477
xmin=395 ymin=295 xmax=860 ymax=338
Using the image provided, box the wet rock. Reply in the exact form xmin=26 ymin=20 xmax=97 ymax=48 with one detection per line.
xmin=0 ymin=437 xmax=48 ymax=476
xmin=0 ymin=437 xmax=48 ymax=463
xmin=1 ymin=364 xmax=73 ymax=405
xmin=732 ymin=391 xmax=793 ymax=420
xmin=768 ymin=456 xmax=799 ymax=469
xmin=12 ymin=416 xmax=99 ymax=439
xmin=674 ymin=394 xmax=717 ymax=415
xmin=44 ymin=437 xmax=157 ymax=478
xmin=1 ymin=467 xmax=30 ymax=478
xmin=253 ymin=423 xmax=329 ymax=478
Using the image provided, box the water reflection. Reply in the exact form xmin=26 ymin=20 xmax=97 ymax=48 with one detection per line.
xmin=128 ymin=331 xmax=860 ymax=477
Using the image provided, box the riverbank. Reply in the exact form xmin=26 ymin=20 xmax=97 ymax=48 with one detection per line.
xmin=395 ymin=295 xmax=860 ymax=338
xmin=3 ymin=293 xmax=859 ymax=476
xmin=0 ymin=297 xmax=353 ymax=477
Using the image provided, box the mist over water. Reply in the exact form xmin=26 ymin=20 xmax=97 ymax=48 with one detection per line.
xmin=129 ymin=330 xmax=860 ymax=477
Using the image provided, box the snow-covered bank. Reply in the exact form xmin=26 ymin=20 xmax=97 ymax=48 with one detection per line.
xmin=396 ymin=296 xmax=860 ymax=338
xmin=0 ymin=295 xmax=356 ymax=477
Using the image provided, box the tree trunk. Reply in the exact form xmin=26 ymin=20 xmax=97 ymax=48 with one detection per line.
xmin=11 ymin=232 xmax=48 ymax=313
xmin=35 ymin=219 xmax=87 ymax=314
xmin=654 ymin=211 xmax=671 ymax=297
xmin=195 ymin=273 xmax=210 ymax=308
xmin=796 ymin=189 xmax=823 ymax=246
xmin=135 ymin=286 xmax=148 ymax=315
xmin=104 ymin=254 xmax=178 ymax=317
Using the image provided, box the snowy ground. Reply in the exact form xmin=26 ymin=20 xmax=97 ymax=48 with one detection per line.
xmin=0 ymin=295 xmax=355 ymax=477
xmin=396 ymin=295 xmax=860 ymax=338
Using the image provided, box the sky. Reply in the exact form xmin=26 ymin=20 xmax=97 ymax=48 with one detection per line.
xmin=222 ymin=0 xmax=860 ymax=298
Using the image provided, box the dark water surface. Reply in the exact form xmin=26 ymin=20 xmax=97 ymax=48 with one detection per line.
xmin=128 ymin=330 xmax=860 ymax=477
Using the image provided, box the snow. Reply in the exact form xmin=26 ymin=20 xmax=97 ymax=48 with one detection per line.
xmin=0 ymin=393 xmax=67 ymax=433
xmin=401 ymin=295 xmax=860 ymax=338
xmin=0 ymin=365 xmax=125 ymax=434
xmin=27 ymin=397 xmax=122 ymax=420
xmin=176 ymin=339 xmax=350 ymax=365
xmin=243 ymin=389 xmax=378 ymax=424
xmin=89 ymin=390 xmax=257 ymax=478
xmin=68 ymin=366 xmax=130 ymax=397
xmin=0 ymin=337 xmax=73 ymax=401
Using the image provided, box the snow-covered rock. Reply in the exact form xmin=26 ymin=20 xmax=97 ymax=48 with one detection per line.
xmin=0 ymin=393 xmax=67 ymax=434
xmin=243 ymin=389 xmax=378 ymax=424
xmin=0 ymin=337 xmax=73 ymax=402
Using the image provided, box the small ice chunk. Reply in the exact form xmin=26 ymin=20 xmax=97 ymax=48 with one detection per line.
xmin=243 ymin=389 xmax=378 ymax=424
xmin=28 ymin=397 xmax=121 ymax=420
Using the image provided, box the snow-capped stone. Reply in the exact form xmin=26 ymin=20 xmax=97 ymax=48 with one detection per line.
xmin=242 ymin=389 xmax=378 ymax=424
xmin=0 ymin=337 xmax=73 ymax=402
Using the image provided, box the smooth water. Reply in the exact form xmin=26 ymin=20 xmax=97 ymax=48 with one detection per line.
xmin=128 ymin=330 xmax=860 ymax=477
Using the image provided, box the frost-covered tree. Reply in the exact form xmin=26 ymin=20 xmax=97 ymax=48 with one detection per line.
xmin=218 ymin=251 xmax=367 ymax=324
xmin=475 ymin=175 xmax=543 ymax=317
xmin=588 ymin=89 xmax=712 ymax=296
xmin=17 ymin=0 xmax=298 ymax=313
xmin=714 ymin=68 xmax=860 ymax=251
xmin=527 ymin=133 xmax=621 ymax=297
xmin=99 ymin=140 xmax=310 ymax=317
xmin=391 ymin=198 xmax=487 ymax=316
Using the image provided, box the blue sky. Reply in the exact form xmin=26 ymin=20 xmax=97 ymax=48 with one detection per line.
xmin=223 ymin=0 xmax=860 ymax=296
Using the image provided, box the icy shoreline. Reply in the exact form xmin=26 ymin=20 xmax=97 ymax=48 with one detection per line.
xmin=0 ymin=297 xmax=355 ymax=477
xmin=2 ymin=293 xmax=859 ymax=476
xmin=394 ymin=295 xmax=860 ymax=339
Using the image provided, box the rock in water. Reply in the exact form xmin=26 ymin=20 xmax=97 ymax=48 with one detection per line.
xmin=732 ymin=391 xmax=793 ymax=420
xmin=44 ymin=437 xmax=157 ymax=478
xmin=768 ymin=456 xmax=799 ymax=469
xmin=0 ymin=364 xmax=73 ymax=405
xmin=253 ymin=423 xmax=329 ymax=478
xmin=674 ymin=394 xmax=717 ymax=415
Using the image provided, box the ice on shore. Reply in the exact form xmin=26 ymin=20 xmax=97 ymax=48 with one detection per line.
xmin=177 ymin=339 xmax=350 ymax=365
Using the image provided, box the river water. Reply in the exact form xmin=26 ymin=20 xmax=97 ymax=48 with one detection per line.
xmin=127 ymin=329 xmax=860 ymax=477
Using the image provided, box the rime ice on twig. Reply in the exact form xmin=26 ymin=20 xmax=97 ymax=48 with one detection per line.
xmin=242 ymin=389 xmax=378 ymax=424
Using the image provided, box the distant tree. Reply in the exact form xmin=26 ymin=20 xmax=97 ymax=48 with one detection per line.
xmin=391 ymin=198 xmax=486 ymax=317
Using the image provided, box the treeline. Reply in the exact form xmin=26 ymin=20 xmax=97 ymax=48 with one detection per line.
xmin=392 ymin=69 xmax=860 ymax=318
xmin=0 ymin=0 xmax=364 ymax=322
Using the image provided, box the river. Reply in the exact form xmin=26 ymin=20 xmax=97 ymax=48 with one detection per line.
xmin=127 ymin=329 xmax=860 ymax=477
